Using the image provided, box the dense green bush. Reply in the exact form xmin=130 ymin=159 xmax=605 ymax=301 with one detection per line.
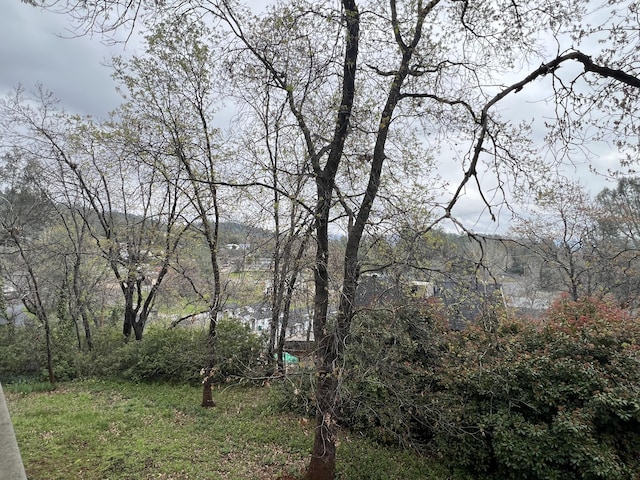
xmin=117 ymin=326 xmax=209 ymax=383
xmin=431 ymin=295 xmax=640 ymax=480
xmin=1 ymin=316 xmax=264 ymax=385
xmin=91 ymin=318 xmax=263 ymax=384
xmin=272 ymin=300 xmax=449 ymax=447
xmin=338 ymin=300 xmax=448 ymax=448
xmin=274 ymin=296 xmax=640 ymax=479
xmin=213 ymin=317 xmax=265 ymax=382
xmin=269 ymin=364 xmax=316 ymax=418
xmin=0 ymin=323 xmax=46 ymax=382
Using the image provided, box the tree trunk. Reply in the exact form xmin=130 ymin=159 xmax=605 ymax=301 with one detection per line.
xmin=267 ymin=298 xmax=282 ymax=374
xmin=305 ymin=1 xmax=421 ymax=474
xmin=306 ymin=172 xmax=342 ymax=480
xmin=72 ymin=312 xmax=82 ymax=351
xmin=276 ymin=301 xmax=290 ymax=375
xmin=306 ymin=370 xmax=338 ymax=480
xmin=201 ymin=372 xmax=216 ymax=408
xmin=201 ymin=309 xmax=218 ymax=408
xmin=305 ymin=251 xmax=360 ymax=480
xmin=43 ymin=311 xmax=56 ymax=385
xmin=122 ymin=289 xmax=135 ymax=341
xmin=72 ymin=254 xmax=93 ymax=350
xmin=267 ymin=186 xmax=283 ymax=374
xmin=122 ymin=280 xmax=147 ymax=341
xmin=132 ymin=318 xmax=144 ymax=341
xmin=306 ymin=1 xmax=360 ymax=476
xmin=82 ymin=312 xmax=93 ymax=351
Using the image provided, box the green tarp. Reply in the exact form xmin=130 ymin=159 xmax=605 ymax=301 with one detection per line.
xmin=279 ymin=352 xmax=298 ymax=364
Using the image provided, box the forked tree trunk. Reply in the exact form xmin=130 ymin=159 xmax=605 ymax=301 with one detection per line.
xmin=305 ymin=1 xmax=423 ymax=475
xmin=305 ymin=1 xmax=359 ymax=477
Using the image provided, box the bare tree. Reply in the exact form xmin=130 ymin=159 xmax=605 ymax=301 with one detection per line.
xmin=47 ymin=163 xmax=108 ymax=351
xmin=110 ymin=16 xmax=230 ymax=404
xmin=594 ymin=177 xmax=640 ymax=307
xmin=0 ymin=151 xmax=57 ymax=383
xmin=511 ymin=181 xmax=598 ymax=301
xmin=1 ymin=87 xmax=190 ymax=341
xmin=1 ymin=150 xmax=103 ymax=361
xmin=230 ymin=76 xmax=316 ymax=374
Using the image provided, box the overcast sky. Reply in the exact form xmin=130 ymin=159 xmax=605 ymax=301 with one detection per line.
xmin=1 ymin=2 xmax=126 ymax=117
xmin=1 ymin=2 xmax=622 ymax=235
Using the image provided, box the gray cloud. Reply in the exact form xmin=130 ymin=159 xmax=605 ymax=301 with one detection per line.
xmin=1 ymin=2 xmax=125 ymax=117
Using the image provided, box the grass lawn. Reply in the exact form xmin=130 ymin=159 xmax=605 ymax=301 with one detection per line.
xmin=5 ymin=380 xmax=448 ymax=480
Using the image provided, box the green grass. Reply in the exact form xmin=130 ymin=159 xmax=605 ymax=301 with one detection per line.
xmin=5 ymin=380 xmax=448 ymax=480
xmin=4 ymin=380 xmax=56 ymax=394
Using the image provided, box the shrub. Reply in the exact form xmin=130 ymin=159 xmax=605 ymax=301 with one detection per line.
xmin=338 ymin=300 xmax=449 ymax=448
xmin=212 ymin=317 xmax=265 ymax=382
xmin=430 ymin=295 xmax=640 ymax=480
xmin=271 ymin=300 xmax=450 ymax=447
xmin=2 ymin=315 xmax=264 ymax=385
xmin=103 ymin=318 xmax=263 ymax=384
xmin=268 ymin=364 xmax=317 ymax=417
xmin=81 ymin=326 xmax=130 ymax=378
xmin=117 ymin=326 xmax=209 ymax=384
xmin=0 ymin=323 xmax=46 ymax=382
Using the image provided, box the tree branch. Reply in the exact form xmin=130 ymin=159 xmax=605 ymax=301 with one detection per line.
xmin=446 ymin=49 xmax=640 ymax=220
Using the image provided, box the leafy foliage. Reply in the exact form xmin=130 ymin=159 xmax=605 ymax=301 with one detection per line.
xmin=273 ymin=300 xmax=449 ymax=448
xmin=338 ymin=300 xmax=448 ymax=448
xmin=115 ymin=326 xmax=209 ymax=384
xmin=273 ymin=296 xmax=640 ymax=479
xmin=1 ymin=318 xmax=263 ymax=385
xmin=212 ymin=317 xmax=265 ymax=382
xmin=105 ymin=319 xmax=263 ymax=384
xmin=0 ymin=323 xmax=45 ymax=382
xmin=430 ymin=296 xmax=640 ymax=479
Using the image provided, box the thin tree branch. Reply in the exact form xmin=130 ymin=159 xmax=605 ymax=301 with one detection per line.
xmin=446 ymin=49 xmax=640 ymax=221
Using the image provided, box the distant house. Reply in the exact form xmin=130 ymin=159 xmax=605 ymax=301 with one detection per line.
xmin=2 ymin=285 xmax=19 ymax=302
xmin=225 ymin=243 xmax=251 ymax=251
xmin=500 ymin=280 xmax=559 ymax=318
xmin=1 ymin=285 xmax=27 ymax=326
